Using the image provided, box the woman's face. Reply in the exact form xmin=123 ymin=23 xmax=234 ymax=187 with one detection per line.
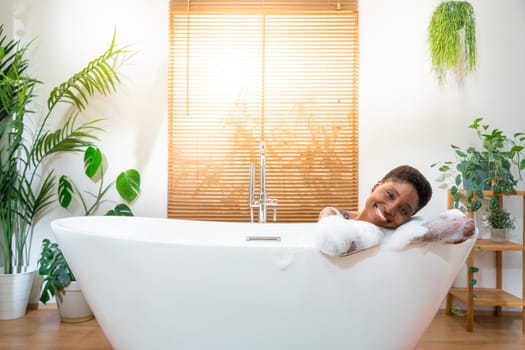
xmin=357 ymin=180 xmax=419 ymax=229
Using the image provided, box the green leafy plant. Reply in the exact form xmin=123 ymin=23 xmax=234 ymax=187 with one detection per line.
xmin=58 ymin=146 xmax=141 ymax=216
xmin=0 ymin=26 xmax=126 ymax=274
xmin=468 ymin=265 xmax=478 ymax=299
xmin=37 ymin=238 xmax=75 ymax=304
xmin=450 ymin=304 xmax=465 ymax=316
xmin=432 ymin=117 xmax=525 ymax=211
xmin=486 ymin=206 xmax=515 ymax=230
xmin=428 ymin=1 xmax=477 ymax=85
xmin=40 ymin=147 xmax=141 ymax=304
xmin=451 ymin=264 xmax=478 ymax=316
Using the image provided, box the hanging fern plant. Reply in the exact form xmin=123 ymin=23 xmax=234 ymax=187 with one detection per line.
xmin=428 ymin=1 xmax=477 ymax=85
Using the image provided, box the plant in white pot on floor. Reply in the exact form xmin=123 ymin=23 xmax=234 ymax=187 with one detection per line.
xmin=0 ymin=25 xmax=126 ymax=320
xmin=37 ymin=239 xmax=93 ymax=322
xmin=38 ymin=146 xmax=141 ymax=322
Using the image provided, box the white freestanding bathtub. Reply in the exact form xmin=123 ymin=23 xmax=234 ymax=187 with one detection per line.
xmin=51 ymin=216 xmax=476 ymax=350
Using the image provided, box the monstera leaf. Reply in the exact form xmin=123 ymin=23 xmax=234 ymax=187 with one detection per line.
xmin=84 ymin=146 xmax=103 ymax=179
xmin=106 ymin=203 xmax=134 ymax=216
xmin=116 ymin=169 xmax=141 ymax=203
xmin=58 ymin=176 xmax=74 ymax=209
xmin=58 ymin=146 xmax=141 ymax=216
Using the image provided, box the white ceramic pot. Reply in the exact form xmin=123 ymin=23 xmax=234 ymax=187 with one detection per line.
xmin=490 ymin=228 xmax=507 ymax=242
xmin=0 ymin=269 xmax=35 ymax=320
xmin=56 ymin=281 xmax=94 ymax=323
xmin=27 ymin=271 xmax=43 ymax=310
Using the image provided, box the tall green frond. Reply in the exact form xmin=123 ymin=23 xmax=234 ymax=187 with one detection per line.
xmin=0 ymin=28 xmax=39 ymax=139
xmin=30 ymin=113 xmax=102 ymax=166
xmin=19 ymin=171 xmax=56 ymax=219
xmin=47 ymin=31 xmax=127 ymax=111
xmin=32 ymin=171 xmax=57 ymax=218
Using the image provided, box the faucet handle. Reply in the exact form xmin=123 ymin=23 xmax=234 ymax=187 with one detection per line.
xmin=249 ymin=163 xmax=255 ymax=205
xmin=267 ymin=198 xmax=278 ymax=222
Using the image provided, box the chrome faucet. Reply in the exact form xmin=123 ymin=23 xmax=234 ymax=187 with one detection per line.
xmin=249 ymin=141 xmax=278 ymax=223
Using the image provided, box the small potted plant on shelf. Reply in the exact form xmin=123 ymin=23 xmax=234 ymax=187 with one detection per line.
xmin=431 ymin=117 xmax=525 ymax=212
xmin=485 ymin=206 xmax=515 ymax=242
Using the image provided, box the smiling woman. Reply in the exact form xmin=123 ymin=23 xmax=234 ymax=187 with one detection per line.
xmin=168 ymin=0 xmax=360 ymax=222
xmin=320 ymin=165 xmax=434 ymax=230
xmin=358 ymin=181 xmax=420 ymax=229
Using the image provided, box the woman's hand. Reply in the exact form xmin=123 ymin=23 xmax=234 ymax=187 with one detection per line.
xmin=318 ymin=206 xmax=351 ymax=221
xmin=414 ymin=210 xmax=476 ymax=244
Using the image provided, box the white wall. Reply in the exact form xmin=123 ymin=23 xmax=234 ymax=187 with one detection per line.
xmin=1 ymin=0 xmax=523 ymax=301
xmin=359 ymin=0 xmax=525 ymax=304
xmin=3 ymin=0 xmax=169 ymax=266
xmin=0 ymin=1 xmax=13 ymax=37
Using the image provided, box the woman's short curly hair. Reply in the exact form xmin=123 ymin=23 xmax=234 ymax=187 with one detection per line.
xmin=381 ymin=165 xmax=433 ymax=214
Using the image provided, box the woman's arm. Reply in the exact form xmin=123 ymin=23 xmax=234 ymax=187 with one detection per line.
xmin=318 ymin=206 xmax=355 ymax=220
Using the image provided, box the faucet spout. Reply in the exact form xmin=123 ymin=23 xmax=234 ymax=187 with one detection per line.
xmin=248 ymin=141 xmax=278 ymax=223
xmin=249 ymin=163 xmax=256 ymax=223
xmin=259 ymin=141 xmax=267 ymax=223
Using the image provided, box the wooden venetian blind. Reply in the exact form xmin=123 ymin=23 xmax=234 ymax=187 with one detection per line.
xmin=168 ymin=0 xmax=359 ymax=222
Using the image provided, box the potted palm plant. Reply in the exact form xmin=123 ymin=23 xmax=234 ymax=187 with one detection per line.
xmin=0 ymin=25 xmax=126 ymax=319
xmin=485 ymin=206 xmax=515 ymax=242
xmin=432 ymin=117 xmax=525 ymax=212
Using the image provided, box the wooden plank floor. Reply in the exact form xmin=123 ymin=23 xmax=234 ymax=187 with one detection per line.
xmin=0 ymin=305 xmax=523 ymax=349
xmin=418 ymin=310 xmax=524 ymax=350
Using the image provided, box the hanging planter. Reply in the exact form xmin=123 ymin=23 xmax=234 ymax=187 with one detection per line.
xmin=428 ymin=1 xmax=477 ymax=85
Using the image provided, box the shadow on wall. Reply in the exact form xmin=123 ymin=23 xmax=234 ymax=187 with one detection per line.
xmin=133 ymin=63 xmax=168 ymax=172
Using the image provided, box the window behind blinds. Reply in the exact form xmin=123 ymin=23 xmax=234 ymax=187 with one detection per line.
xmin=168 ymin=0 xmax=359 ymax=222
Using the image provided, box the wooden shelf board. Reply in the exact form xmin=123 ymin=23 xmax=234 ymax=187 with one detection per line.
xmin=450 ymin=288 xmax=525 ymax=307
xmin=474 ymin=239 xmax=523 ymax=252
